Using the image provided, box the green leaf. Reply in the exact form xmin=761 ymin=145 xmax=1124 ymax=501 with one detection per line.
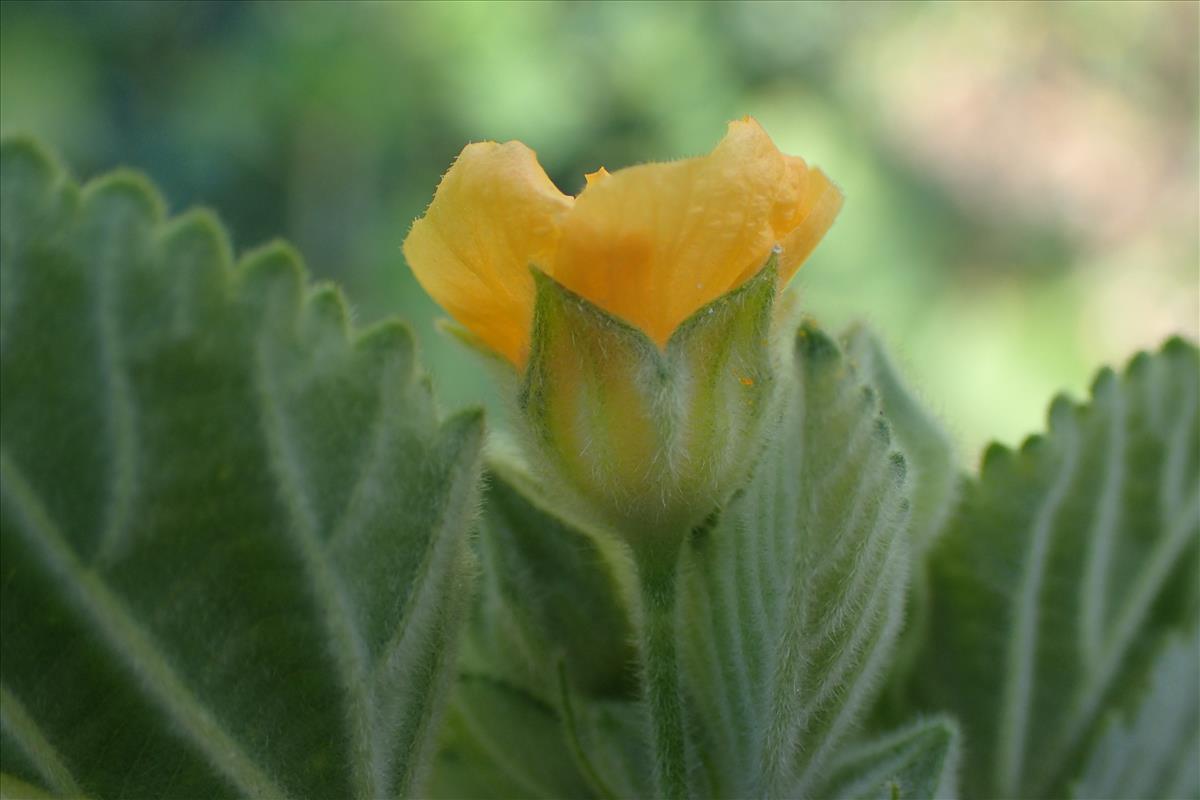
xmin=557 ymin=678 xmax=652 ymax=800
xmin=845 ymin=326 xmax=960 ymax=723
xmin=677 ymin=320 xmax=913 ymax=796
xmin=427 ymin=674 xmax=592 ymax=800
xmin=914 ymin=338 xmax=1200 ymax=799
xmin=817 ymin=717 xmax=961 ymax=800
xmin=0 ymin=138 xmax=484 ymax=798
xmin=462 ymin=463 xmax=636 ymax=698
xmin=845 ymin=325 xmax=958 ymax=549
xmin=427 ymin=460 xmax=639 ymax=798
xmin=1071 ymin=627 xmax=1199 ymax=800
xmin=0 ymin=773 xmax=61 ymax=800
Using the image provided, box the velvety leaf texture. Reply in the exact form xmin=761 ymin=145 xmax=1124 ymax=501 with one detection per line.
xmin=428 ymin=463 xmax=637 ymax=798
xmin=1071 ymin=627 xmax=1199 ymax=800
xmin=916 ymin=338 xmax=1200 ymax=799
xmin=0 ymin=138 xmax=484 ymax=799
xmin=677 ymin=321 xmax=913 ymax=797
xmin=818 ymin=716 xmax=961 ymax=800
xmin=845 ymin=325 xmax=958 ymax=551
xmin=464 ymin=465 xmax=636 ymax=698
xmin=428 ymin=674 xmax=592 ymax=800
xmin=845 ymin=326 xmax=960 ymax=724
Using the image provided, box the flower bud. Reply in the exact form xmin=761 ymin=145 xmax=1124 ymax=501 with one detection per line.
xmin=519 ymin=257 xmax=779 ymax=539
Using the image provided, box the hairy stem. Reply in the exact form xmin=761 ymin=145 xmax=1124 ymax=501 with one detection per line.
xmin=636 ymin=545 xmax=689 ymax=799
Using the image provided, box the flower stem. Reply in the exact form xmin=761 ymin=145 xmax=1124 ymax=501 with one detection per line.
xmin=635 ymin=544 xmax=689 ymax=800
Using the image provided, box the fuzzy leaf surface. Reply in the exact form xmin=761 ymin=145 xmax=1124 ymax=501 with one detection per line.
xmin=428 ymin=463 xmax=637 ymax=798
xmin=427 ymin=674 xmax=592 ymax=800
xmin=677 ymin=322 xmax=913 ymax=797
xmin=915 ymin=339 xmax=1200 ymax=799
xmin=818 ymin=717 xmax=961 ymax=800
xmin=845 ymin=326 xmax=960 ymax=723
xmin=845 ymin=325 xmax=958 ymax=550
xmin=463 ymin=464 xmax=636 ymax=697
xmin=0 ymin=139 xmax=484 ymax=799
xmin=1071 ymin=627 xmax=1199 ymax=800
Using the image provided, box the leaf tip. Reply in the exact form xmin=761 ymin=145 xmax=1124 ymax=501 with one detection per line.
xmin=1019 ymin=432 xmax=1047 ymax=455
xmin=442 ymin=406 xmax=487 ymax=460
xmin=795 ymin=318 xmax=840 ymax=363
xmin=159 ymin=208 xmax=235 ymax=272
xmin=80 ymin=168 xmax=167 ymax=226
xmin=0 ymin=134 xmax=66 ymax=193
xmin=237 ymin=240 xmax=306 ymax=317
xmin=355 ymin=319 xmax=418 ymax=379
xmin=1161 ymin=334 xmax=1199 ymax=360
xmin=1089 ymin=366 xmax=1118 ymax=399
xmin=980 ymin=441 xmax=1013 ymax=474
xmin=304 ymin=283 xmax=352 ymax=341
xmin=1124 ymin=350 xmax=1153 ymax=379
xmin=1047 ymin=393 xmax=1076 ymax=431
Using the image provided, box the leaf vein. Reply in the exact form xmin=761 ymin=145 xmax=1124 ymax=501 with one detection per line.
xmin=1080 ymin=380 xmax=1126 ymax=664
xmin=794 ymin=494 xmax=909 ymax=793
xmin=0 ymin=451 xmax=289 ymax=800
xmin=374 ymin=425 xmax=478 ymax=795
xmin=996 ymin=411 xmax=1081 ymax=797
xmin=1046 ymin=482 xmax=1199 ymax=792
xmin=0 ymin=684 xmax=83 ymax=797
xmin=93 ymin=224 xmax=138 ymax=566
xmin=252 ymin=325 xmax=379 ymax=799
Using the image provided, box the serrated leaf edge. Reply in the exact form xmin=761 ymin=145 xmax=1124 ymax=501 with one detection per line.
xmin=948 ymin=338 xmax=1199 ymax=798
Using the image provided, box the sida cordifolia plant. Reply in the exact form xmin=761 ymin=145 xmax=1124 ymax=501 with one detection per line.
xmin=0 ymin=124 xmax=1195 ymax=800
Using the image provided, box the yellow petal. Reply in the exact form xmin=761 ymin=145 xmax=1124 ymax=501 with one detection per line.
xmin=585 ymin=166 xmax=610 ymax=186
xmin=727 ymin=159 xmax=844 ymax=288
xmin=402 ymin=141 xmax=572 ymax=366
xmin=777 ymin=165 xmax=844 ymax=284
xmin=550 ymin=118 xmax=840 ymax=346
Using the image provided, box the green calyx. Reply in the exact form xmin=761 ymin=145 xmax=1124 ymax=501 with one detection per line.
xmin=519 ymin=256 xmax=778 ymax=546
xmin=517 ymin=262 xmax=783 ymax=798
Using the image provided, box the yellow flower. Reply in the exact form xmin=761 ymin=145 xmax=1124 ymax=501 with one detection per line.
xmin=403 ymin=117 xmax=843 ymax=367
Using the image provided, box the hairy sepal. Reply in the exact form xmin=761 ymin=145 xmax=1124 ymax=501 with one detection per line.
xmin=520 ymin=259 xmax=777 ymax=541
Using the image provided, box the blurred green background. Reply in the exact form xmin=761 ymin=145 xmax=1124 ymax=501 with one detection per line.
xmin=3 ymin=0 xmax=1196 ymax=463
